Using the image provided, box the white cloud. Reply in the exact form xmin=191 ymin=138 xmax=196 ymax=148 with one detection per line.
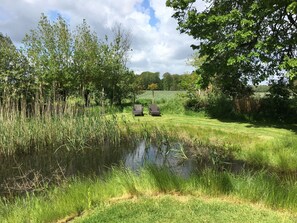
xmin=0 ymin=0 xmax=206 ymax=75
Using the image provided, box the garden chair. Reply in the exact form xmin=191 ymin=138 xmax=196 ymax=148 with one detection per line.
xmin=132 ymin=104 xmax=144 ymax=116
xmin=149 ymin=104 xmax=161 ymax=116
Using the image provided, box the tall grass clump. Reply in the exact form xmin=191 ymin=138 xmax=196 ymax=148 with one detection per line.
xmin=185 ymin=92 xmax=239 ymax=120
xmin=159 ymin=98 xmax=185 ymax=114
xmin=190 ymin=169 xmax=297 ymax=211
xmin=0 ymin=107 xmax=132 ymax=156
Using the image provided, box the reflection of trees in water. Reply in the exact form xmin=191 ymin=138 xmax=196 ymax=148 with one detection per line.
xmin=1 ymin=141 xmax=200 ymax=196
xmin=0 ymin=144 xmax=131 ymax=196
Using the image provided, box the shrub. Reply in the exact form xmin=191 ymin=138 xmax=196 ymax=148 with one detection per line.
xmin=184 ymin=97 xmax=208 ymax=112
xmin=135 ymin=99 xmax=152 ymax=106
xmin=184 ymin=90 xmax=297 ymax=123
xmin=159 ymin=98 xmax=185 ymax=114
xmin=205 ymin=93 xmax=235 ymax=118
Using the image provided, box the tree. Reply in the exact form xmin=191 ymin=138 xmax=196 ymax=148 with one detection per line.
xmin=23 ymin=13 xmax=73 ymax=110
xmin=138 ymin=71 xmax=161 ymax=90
xmin=102 ymin=24 xmax=134 ymax=106
xmin=148 ymin=83 xmax=158 ymax=103
xmin=73 ymin=19 xmax=102 ymax=106
xmin=162 ymin=72 xmax=173 ymax=90
xmin=0 ymin=33 xmax=32 ymax=113
xmin=167 ymin=0 xmax=297 ymax=98
xmin=16 ymin=14 xmax=136 ymax=111
xmin=180 ymin=72 xmax=202 ymax=98
xmin=170 ymin=74 xmax=182 ymax=90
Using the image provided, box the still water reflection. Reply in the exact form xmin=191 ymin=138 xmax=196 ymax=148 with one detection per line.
xmin=0 ymin=141 xmax=194 ymax=196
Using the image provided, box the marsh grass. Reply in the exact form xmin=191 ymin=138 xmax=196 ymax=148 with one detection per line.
xmin=1 ymin=165 xmax=297 ymax=223
xmin=0 ymin=113 xmax=127 ymax=156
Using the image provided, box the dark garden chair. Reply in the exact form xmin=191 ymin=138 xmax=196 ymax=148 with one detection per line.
xmin=149 ymin=104 xmax=161 ymax=116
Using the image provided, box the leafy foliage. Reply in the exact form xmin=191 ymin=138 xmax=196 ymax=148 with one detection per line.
xmin=167 ymin=0 xmax=297 ymax=97
xmin=0 ymin=33 xmax=33 ymax=111
xmin=0 ymin=14 xmax=136 ymax=114
xmin=137 ymin=71 xmax=161 ymax=90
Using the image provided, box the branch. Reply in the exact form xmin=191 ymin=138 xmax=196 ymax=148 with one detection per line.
xmin=286 ymin=12 xmax=297 ymax=29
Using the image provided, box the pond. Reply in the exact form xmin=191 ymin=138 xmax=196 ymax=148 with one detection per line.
xmin=0 ymin=141 xmax=196 ymax=196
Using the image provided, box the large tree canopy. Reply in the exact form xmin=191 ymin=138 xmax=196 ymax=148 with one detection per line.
xmin=167 ymin=0 xmax=297 ymax=97
xmin=21 ymin=14 xmax=134 ymax=109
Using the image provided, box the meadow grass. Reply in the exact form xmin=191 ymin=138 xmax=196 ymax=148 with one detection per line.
xmin=136 ymin=90 xmax=186 ymax=102
xmin=1 ymin=166 xmax=297 ymax=223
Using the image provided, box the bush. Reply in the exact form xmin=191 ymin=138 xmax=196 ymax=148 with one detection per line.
xmin=135 ymin=98 xmax=152 ymax=106
xmin=159 ymin=98 xmax=185 ymax=114
xmin=256 ymin=97 xmax=297 ymax=123
xmin=205 ymin=93 xmax=235 ymax=119
xmin=185 ymin=93 xmax=236 ymax=119
xmin=184 ymin=97 xmax=208 ymax=112
xmin=251 ymin=79 xmax=297 ymax=123
xmin=184 ymin=89 xmax=297 ymax=123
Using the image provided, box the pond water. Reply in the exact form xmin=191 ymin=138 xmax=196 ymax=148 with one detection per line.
xmin=0 ymin=141 xmax=196 ymax=196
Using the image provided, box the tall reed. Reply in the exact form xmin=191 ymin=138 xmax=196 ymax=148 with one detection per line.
xmin=0 ymin=107 xmax=128 ymax=156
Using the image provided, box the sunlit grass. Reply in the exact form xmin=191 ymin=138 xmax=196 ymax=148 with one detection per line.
xmin=79 ymin=196 xmax=296 ymax=223
xmin=1 ymin=166 xmax=297 ymax=223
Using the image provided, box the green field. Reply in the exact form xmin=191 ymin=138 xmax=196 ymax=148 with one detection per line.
xmin=137 ymin=90 xmax=186 ymax=101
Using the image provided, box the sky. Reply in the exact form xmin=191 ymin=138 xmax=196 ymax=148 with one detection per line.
xmin=0 ymin=0 xmax=207 ymax=76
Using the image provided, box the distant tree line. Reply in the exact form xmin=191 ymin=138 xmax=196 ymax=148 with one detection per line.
xmin=135 ymin=71 xmax=199 ymax=91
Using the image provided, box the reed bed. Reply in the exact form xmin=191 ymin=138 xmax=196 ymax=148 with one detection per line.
xmin=0 ymin=112 xmax=127 ymax=156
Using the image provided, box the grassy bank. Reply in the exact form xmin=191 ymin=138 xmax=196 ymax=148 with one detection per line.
xmin=78 ymin=196 xmax=295 ymax=223
xmin=1 ymin=166 xmax=296 ymax=222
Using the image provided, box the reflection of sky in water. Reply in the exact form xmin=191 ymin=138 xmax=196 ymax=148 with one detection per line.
xmin=124 ymin=141 xmax=195 ymax=177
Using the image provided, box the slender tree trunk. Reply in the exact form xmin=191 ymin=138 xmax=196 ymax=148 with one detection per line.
xmin=84 ymin=90 xmax=90 ymax=107
xmin=152 ymin=90 xmax=155 ymax=104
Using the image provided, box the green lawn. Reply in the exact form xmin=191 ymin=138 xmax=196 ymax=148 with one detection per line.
xmin=77 ymin=195 xmax=297 ymax=223
xmin=74 ymin=113 xmax=297 ymax=222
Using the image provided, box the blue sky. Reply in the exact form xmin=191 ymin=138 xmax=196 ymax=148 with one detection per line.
xmin=140 ymin=0 xmax=160 ymax=26
xmin=0 ymin=0 xmax=206 ymax=75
